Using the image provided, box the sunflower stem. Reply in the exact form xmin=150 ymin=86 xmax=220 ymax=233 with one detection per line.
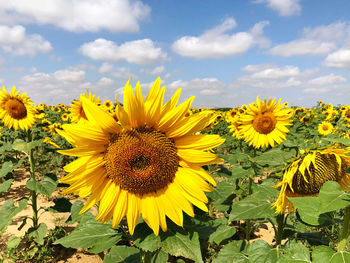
xmin=27 ymin=131 xmax=38 ymax=230
xmin=140 ymin=250 xmax=152 ymax=263
xmin=275 ymin=213 xmax=285 ymax=246
xmin=338 ymin=205 xmax=350 ymax=252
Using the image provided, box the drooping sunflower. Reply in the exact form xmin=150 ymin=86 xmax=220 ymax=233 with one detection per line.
xmin=318 ymin=121 xmax=334 ymax=136
xmin=0 ymin=86 xmax=37 ymax=130
xmin=238 ymin=97 xmax=293 ymax=149
xmin=272 ymin=146 xmax=350 ymax=214
xmin=70 ymin=92 xmax=101 ymax=123
xmin=57 ymin=78 xmax=225 ymax=235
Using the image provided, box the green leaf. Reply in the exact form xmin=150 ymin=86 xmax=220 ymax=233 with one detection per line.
xmin=319 ymin=181 xmax=350 ymax=213
xmin=212 ymin=240 xmax=248 ymax=263
xmin=104 ymin=246 xmax=140 ymax=263
xmin=0 ymin=199 xmax=28 ymax=233
xmin=26 ymin=176 xmax=58 ymax=197
xmin=152 ymin=249 xmax=168 ymax=263
xmin=133 ymin=223 xmax=161 ymax=252
xmin=322 ymin=138 xmax=350 ymax=146
xmin=7 ymin=236 xmax=21 ymax=249
xmin=12 ymin=139 xmax=43 ymax=154
xmin=28 ymin=223 xmax=48 ymax=245
xmin=54 ymin=220 xmax=122 ymax=254
xmin=280 ymin=240 xmax=311 ymax=262
xmin=229 ymin=185 xmax=278 ymax=221
xmin=312 ymin=246 xmax=335 ymax=263
xmin=330 ymin=251 xmax=350 ymax=263
xmin=160 ymin=223 xmax=203 ymax=263
xmin=208 ymin=224 xmax=236 ymax=245
xmin=207 ymin=180 xmax=236 ymax=212
xmin=246 ymin=240 xmax=273 ymax=263
xmin=252 ymin=148 xmax=295 ymax=167
xmin=231 ymin=166 xmax=254 ymax=179
xmin=0 ymin=159 xmax=24 ymax=178
xmin=0 ymin=179 xmax=13 ymax=193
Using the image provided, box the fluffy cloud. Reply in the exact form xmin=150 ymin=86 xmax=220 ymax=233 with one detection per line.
xmin=140 ymin=65 xmax=165 ymax=75
xmin=80 ymin=38 xmax=169 ymax=65
xmin=98 ymin=63 xmax=136 ymax=80
xmin=167 ymin=78 xmax=226 ymax=95
xmin=269 ymin=22 xmax=348 ymax=57
xmin=171 ymin=18 xmax=270 ymax=59
xmin=253 ymin=0 xmax=301 ymax=16
xmin=0 ymin=0 xmax=150 ymax=32
xmin=308 ymin=73 xmax=346 ymax=86
xmin=0 ymin=25 xmax=52 ymax=56
xmin=323 ymin=49 xmax=350 ymax=68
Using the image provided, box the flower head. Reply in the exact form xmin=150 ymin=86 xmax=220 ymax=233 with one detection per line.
xmin=318 ymin=121 xmax=334 ymax=136
xmin=57 ymin=78 xmax=225 ymax=235
xmin=0 ymin=86 xmax=37 ymax=130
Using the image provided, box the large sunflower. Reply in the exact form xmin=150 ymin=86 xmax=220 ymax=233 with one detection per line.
xmin=57 ymin=78 xmax=225 ymax=235
xmin=70 ymin=92 xmax=101 ymax=123
xmin=0 ymin=86 xmax=37 ymax=130
xmin=272 ymin=146 xmax=350 ymax=214
xmin=238 ymin=97 xmax=293 ymax=149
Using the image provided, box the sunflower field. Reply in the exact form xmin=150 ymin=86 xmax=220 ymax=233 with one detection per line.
xmin=0 ymin=78 xmax=349 ymax=263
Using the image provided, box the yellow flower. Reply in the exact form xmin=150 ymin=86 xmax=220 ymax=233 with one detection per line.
xmin=318 ymin=121 xmax=334 ymax=136
xmin=103 ymin=100 xmax=114 ymax=111
xmin=70 ymin=92 xmax=101 ymax=123
xmin=272 ymin=146 xmax=350 ymax=214
xmin=238 ymin=97 xmax=293 ymax=149
xmin=57 ymin=78 xmax=225 ymax=235
xmin=0 ymin=86 xmax=37 ymax=130
xmin=61 ymin=113 xmax=69 ymax=122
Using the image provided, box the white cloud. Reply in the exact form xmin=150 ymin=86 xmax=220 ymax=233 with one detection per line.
xmin=53 ymin=69 xmax=85 ymax=82
xmin=0 ymin=0 xmax=150 ymax=33
xmin=323 ymin=49 xmax=350 ymax=68
xmin=97 ymin=77 xmax=115 ymax=87
xmin=140 ymin=65 xmax=165 ymax=75
xmin=98 ymin=62 xmax=114 ymax=75
xmin=80 ymin=38 xmax=169 ymax=65
xmin=253 ymin=0 xmax=301 ymax=16
xmin=269 ymin=22 xmax=349 ymax=57
xmin=250 ymin=65 xmax=300 ymax=80
xmin=171 ymin=18 xmax=270 ymax=59
xmin=0 ymin=25 xmax=52 ymax=56
xmin=308 ymin=73 xmax=347 ymax=86
xmin=167 ymin=78 xmax=225 ymax=95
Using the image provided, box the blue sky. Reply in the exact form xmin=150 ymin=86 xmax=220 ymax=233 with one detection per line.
xmin=0 ymin=0 xmax=350 ymax=107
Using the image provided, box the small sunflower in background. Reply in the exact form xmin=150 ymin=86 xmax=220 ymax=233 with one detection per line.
xmin=0 ymin=86 xmax=37 ymax=130
xmin=318 ymin=121 xmax=334 ymax=136
xmin=272 ymin=146 xmax=350 ymax=214
xmin=103 ymin=100 xmax=114 ymax=111
xmin=61 ymin=113 xmax=69 ymax=122
xmin=57 ymin=78 xmax=225 ymax=236
xmin=70 ymin=92 xmax=101 ymax=123
xmin=238 ymin=97 xmax=293 ymax=149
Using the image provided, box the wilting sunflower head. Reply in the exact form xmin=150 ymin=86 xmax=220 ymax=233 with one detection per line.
xmin=237 ymin=96 xmax=293 ymax=149
xmin=70 ymin=92 xmax=101 ymax=123
xmin=272 ymin=146 xmax=350 ymax=214
xmin=57 ymin=77 xmax=225 ymax=236
xmin=0 ymin=86 xmax=37 ymax=131
xmin=318 ymin=121 xmax=334 ymax=136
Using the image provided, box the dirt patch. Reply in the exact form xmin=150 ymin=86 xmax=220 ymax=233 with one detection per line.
xmin=0 ymin=168 xmax=101 ymax=263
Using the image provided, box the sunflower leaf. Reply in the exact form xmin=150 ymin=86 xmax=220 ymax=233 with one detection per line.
xmin=0 ymin=198 xmax=28 ymax=233
xmin=28 ymin=223 xmax=48 ymax=245
xmin=159 ymin=223 xmax=203 ymax=263
xmin=208 ymin=224 xmax=236 ymax=245
xmin=54 ymin=220 xmax=122 ymax=254
xmin=133 ymin=223 xmax=161 ymax=252
xmin=0 ymin=179 xmax=13 ymax=194
xmin=26 ymin=176 xmax=58 ymax=197
xmin=0 ymin=159 xmax=24 ymax=179
xmin=207 ymin=180 xmax=236 ymax=212
xmin=330 ymin=251 xmax=350 ymax=263
xmin=104 ymin=245 xmax=141 ymax=263
xmin=12 ymin=139 xmax=43 ymax=155
xmin=312 ymin=246 xmax=335 ymax=263
xmin=212 ymin=240 xmax=248 ymax=263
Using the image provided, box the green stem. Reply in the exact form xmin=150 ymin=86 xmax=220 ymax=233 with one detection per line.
xmin=27 ymin=131 xmax=38 ymax=229
xmin=275 ymin=213 xmax=285 ymax=246
xmin=140 ymin=250 xmax=152 ymax=263
xmin=208 ymin=202 xmax=214 ymax=218
xmin=338 ymin=205 xmax=350 ymax=252
xmin=245 ymin=220 xmax=251 ymax=242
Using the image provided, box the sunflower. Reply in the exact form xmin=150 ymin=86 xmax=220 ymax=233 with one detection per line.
xmin=61 ymin=113 xmax=69 ymax=122
xmin=57 ymin=78 xmax=225 ymax=236
xmin=43 ymin=137 xmax=60 ymax=148
xmin=103 ymin=100 xmax=114 ymax=111
xmin=318 ymin=121 xmax=334 ymax=136
xmin=70 ymin=92 xmax=101 ymax=123
xmin=237 ymin=97 xmax=292 ymax=149
xmin=272 ymin=146 xmax=350 ymax=214
xmin=0 ymin=86 xmax=37 ymax=130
